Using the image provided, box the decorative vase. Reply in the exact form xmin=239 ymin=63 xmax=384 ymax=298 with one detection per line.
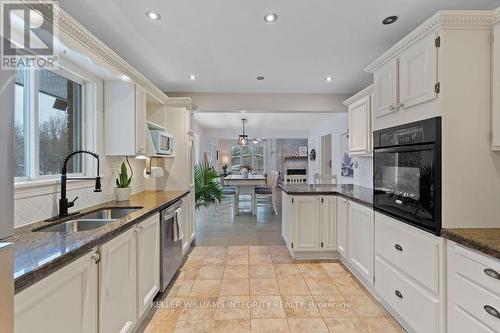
xmin=114 ymin=187 xmax=131 ymax=201
xmin=241 ymin=167 xmax=249 ymax=178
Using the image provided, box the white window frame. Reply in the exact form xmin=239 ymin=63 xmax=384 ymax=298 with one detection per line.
xmin=14 ymin=63 xmax=96 ymax=185
xmin=230 ymin=144 xmax=266 ymax=173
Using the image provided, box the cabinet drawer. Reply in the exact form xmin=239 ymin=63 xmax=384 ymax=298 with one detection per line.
xmin=375 ymin=213 xmax=441 ymax=293
xmin=375 ymin=257 xmax=439 ymax=333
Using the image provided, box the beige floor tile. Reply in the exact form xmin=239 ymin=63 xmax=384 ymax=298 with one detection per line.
xmin=333 ymin=276 xmax=364 ymax=295
xmin=184 ymin=255 xmax=205 ymax=268
xmin=178 ymin=298 xmax=218 ymax=321
xmin=320 ymin=262 xmax=350 ymax=278
xmin=249 ymin=246 xmax=270 ymax=255
xmin=250 ymin=278 xmax=280 ymax=295
xmin=144 ymin=319 xmax=177 ymax=333
xmin=271 ymin=254 xmax=294 ymax=264
xmin=346 ymin=294 xmax=386 ymax=317
xmin=174 ymin=319 xmax=214 ymax=333
xmin=281 ymin=295 xmax=321 ymax=318
xmin=206 ymin=246 xmax=228 ymax=257
xmin=323 ymin=318 xmax=368 ymax=333
xmin=297 ymin=263 xmax=329 ymax=279
xmin=274 ymin=264 xmax=302 ymax=278
xmin=214 ymin=319 xmax=250 ymax=333
xmin=268 ymin=246 xmax=290 ymax=257
xmin=190 ymin=247 xmax=209 ymax=256
xmin=250 ymin=319 xmax=289 ymax=333
xmin=169 ymin=280 xmax=194 ymax=298
xmin=313 ymin=294 xmax=357 ymax=317
xmin=177 ymin=266 xmax=200 ymax=280
xmin=277 ymin=278 xmax=310 ymax=295
xmin=250 ymin=254 xmax=273 ymax=265
xmin=220 ymin=279 xmax=250 ymax=296
xmin=228 ymin=246 xmax=249 ymax=256
xmin=362 ymin=317 xmax=403 ymax=333
xmin=202 ymin=256 xmax=227 ymax=266
xmin=287 ymin=318 xmax=329 ymax=333
xmin=250 ymin=296 xmax=286 ymax=319
xmin=304 ymin=278 xmax=340 ymax=294
xmin=189 ymin=280 xmax=221 ymax=298
xmin=224 ymin=265 xmax=250 ymax=279
xmin=250 ymin=265 xmax=275 ymax=278
xmin=226 ymin=255 xmax=249 ymax=265
xmin=215 ymin=296 xmax=250 ymax=320
xmin=197 ymin=266 xmax=225 ymax=280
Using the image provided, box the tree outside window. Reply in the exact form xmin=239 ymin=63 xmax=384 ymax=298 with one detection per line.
xmin=230 ymin=145 xmax=265 ymax=173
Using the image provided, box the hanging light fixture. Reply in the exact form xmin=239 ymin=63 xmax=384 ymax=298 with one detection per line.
xmin=238 ymin=119 xmax=248 ymax=146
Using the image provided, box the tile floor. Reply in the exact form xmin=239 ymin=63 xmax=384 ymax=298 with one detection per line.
xmin=141 ymin=245 xmax=405 ymax=333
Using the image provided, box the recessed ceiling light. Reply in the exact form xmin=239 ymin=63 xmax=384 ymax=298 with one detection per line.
xmin=326 ymin=76 xmax=333 ymax=82
xmin=257 ymin=76 xmax=265 ymax=80
xmin=189 ymin=74 xmax=197 ymax=80
xmin=264 ymin=13 xmax=278 ymax=23
xmin=146 ymin=11 xmax=161 ymax=20
xmin=382 ymin=16 xmax=398 ymax=25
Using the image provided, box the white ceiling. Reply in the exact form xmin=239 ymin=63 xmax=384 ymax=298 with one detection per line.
xmin=195 ymin=112 xmax=337 ymax=138
xmin=59 ymin=0 xmax=500 ymax=94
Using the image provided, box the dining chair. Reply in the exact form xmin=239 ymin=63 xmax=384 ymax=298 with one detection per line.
xmin=285 ymin=175 xmax=308 ymax=183
xmin=313 ymin=174 xmax=337 ymax=185
xmin=255 ymin=170 xmax=279 ymax=215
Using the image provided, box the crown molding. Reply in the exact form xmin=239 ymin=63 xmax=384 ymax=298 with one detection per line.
xmin=365 ymin=10 xmax=496 ymax=73
xmin=343 ymin=84 xmax=373 ymax=106
xmin=494 ymin=7 xmax=500 ymax=25
xmin=25 ymin=1 xmax=169 ymax=103
xmin=166 ymin=96 xmax=193 ymax=110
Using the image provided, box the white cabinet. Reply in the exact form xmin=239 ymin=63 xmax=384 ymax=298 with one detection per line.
xmin=15 ymin=250 xmax=99 ymax=333
xmin=492 ymin=23 xmax=500 ymax=150
xmin=336 ymin=196 xmax=349 ymax=259
xmin=136 ymin=214 xmax=160 ymax=318
xmin=180 ymin=196 xmax=195 ymax=255
xmin=105 ymin=81 xmax=147 ymax=156
xmin=344 ymin=85 xmax=373 ymax=155
xmin=292 ymin=196 xmax=321 ymax=251
xmin=447 ymin=241 xmax=500 ymax=333
xmin=99 ymin=227 xmax=138 ymax=333
xmin=347 ymin=201 xmax=374 ymax=285
xmin=372 ymin=33 xmax=438 ymax=120
xmin=320 ymin=196 xmax=337 ymax=250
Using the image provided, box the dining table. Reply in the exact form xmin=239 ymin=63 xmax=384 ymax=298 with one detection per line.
xmin=224 ymin=174 xmax=267 ymax=215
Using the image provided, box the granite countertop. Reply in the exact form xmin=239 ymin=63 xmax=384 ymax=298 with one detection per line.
xmin=3 ymin=190 xmax=189 ymax=293
xmin=278 ymin=183 xmax=373 ymax=207
xmin=442 ymin=228 xmax=500 ymax=260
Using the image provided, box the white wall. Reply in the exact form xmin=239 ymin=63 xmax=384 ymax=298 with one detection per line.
xmin=309 ymin=114 xmax=373 ymax=188
xmin=13 ymin=81 xmax=146 ymax=228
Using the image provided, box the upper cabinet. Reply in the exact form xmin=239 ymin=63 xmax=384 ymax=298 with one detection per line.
xmin=492 ymin=23 xmax=500 ymax=150
xmin=372 ymin=33 xmax=439 ymax=120
xmin=105 ymin=81 xmax=147 ymax=156
xmin=343 ymin=85 xmax=373 ymax=156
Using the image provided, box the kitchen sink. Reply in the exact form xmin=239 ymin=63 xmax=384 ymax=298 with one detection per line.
xmin=35 ymin=207 xmax=142 ymax=232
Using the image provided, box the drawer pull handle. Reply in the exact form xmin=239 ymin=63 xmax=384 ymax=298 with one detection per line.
xmin=484 ymin=305 xmax=500 ymax=319
xmin=484 ymin=268 xmax=500 ymax=280
xmin=395 ymin=290 xmax=403 ymax=299
xmin=394 ymin=244 xmax=403 ymax=252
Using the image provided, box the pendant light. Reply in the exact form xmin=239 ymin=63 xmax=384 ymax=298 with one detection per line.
xmin=238 ymin=119 xmax=248 ymax=146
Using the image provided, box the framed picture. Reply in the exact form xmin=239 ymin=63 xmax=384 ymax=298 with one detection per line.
xmin=298 ymin=146 xmax=308 ymax=157
xmin=340 ymin=133 xmax=354 ymax=177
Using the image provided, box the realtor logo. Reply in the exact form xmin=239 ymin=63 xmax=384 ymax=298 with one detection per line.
xmin=1 ymin=0 xmax=59 ymax=69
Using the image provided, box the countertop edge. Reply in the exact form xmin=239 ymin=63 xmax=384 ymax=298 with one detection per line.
xmin=278 ymin=184 xmax=373 ymax=207
xmin=442 ymin=229 xmax=500 ymax=260
xmin=13 ymin=190 xmax=189 ymax=294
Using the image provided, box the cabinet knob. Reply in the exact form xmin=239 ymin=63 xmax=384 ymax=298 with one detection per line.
xmin=91 ymin=251 xmax=100 ymax=263
xmin=395 ymin=290 xmax=403 ymax=299
xmin=484 ymin=268 xmax=500 ymax=280
xmin=484 ymin=305 xmax=500 ymax=319
xmin=394 ymin=244 xmax=403 ymax=252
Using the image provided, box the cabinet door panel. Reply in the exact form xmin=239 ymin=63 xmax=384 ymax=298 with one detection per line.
xmin=100 ymin=228 xmax=137 ymax=333
xmin=348 ymin=95 xmax=371 ymax=154
xmin=374 ymin=60 xmax=398 ymax=118
xmin=135 ymin=85 xmax=147 ymax=155
xmin=336 ymin=197 xmax=349 ymax=258
xmin=137 ymin=214 xmax=160 ymax=318
xmin=347 ymin=201 xmax=374 ymax=284
xmin=321 ymin=196 xmax=337 ymax=250
xmin=292 ymin=196 xmax=320 ymax=251
xmin=15 ymin=251 xmax=98 ymax=333
xmin=399 ymin=34 xmax=437 ymax=110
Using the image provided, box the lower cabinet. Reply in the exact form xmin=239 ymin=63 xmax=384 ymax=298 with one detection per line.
xmin=15 ymin=250 xmax=99 ymax=333
xmin=347 ymin=201 xmax=374 ymax=285
xmin=180 ymin=194 xmax=194 ymax=255
xmin=336 ymin=197 xmax=349 ymax=259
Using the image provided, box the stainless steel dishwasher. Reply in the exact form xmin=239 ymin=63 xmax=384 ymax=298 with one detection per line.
xmin=160 ymin=200 xmax=184 ymax=292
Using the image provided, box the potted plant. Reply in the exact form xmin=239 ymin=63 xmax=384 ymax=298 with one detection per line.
xmin=221 ymin=164 xmax=228 ymax=177
xmin=115 ymin=161 xmax=132 ymax=201
xmin=194 ymin=161 xmax=223 ymax=209
xmin=240 ymin=165 xmax=251 ymax=178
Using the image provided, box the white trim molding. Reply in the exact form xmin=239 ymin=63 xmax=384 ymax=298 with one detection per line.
xmin=343 ymin=84 xmax=373 ymax=106
xmin=365 ymin=10 xmax=497 ymax=73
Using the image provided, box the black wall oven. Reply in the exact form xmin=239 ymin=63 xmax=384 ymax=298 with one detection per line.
xmin=373 ymin=117 xmax=442 ymax=235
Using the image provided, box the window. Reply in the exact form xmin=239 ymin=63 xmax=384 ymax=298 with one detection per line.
xmin=230 ymin=145 xmax=265 ymax=173
xmin=15 ymin=68 xmax=85 ymax=181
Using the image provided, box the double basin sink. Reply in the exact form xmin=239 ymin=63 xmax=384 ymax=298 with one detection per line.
xmin=35 ymin=207 xmax=142 ymax=233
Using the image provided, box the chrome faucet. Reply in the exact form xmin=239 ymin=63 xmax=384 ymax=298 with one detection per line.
xmin=46 ymin=150 xmax=101 ymax=221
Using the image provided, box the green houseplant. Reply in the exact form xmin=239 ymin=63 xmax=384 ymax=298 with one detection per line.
xmin=194 ymin=161 xmax=223 ymax=209
xmin=115 ymin=160 xmax=133 ymax=201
